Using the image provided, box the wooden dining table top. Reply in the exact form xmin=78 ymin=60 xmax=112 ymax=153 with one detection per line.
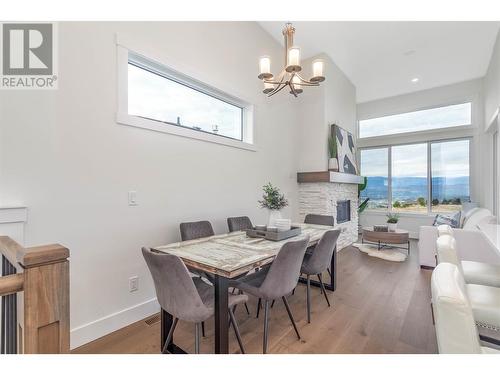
xmin=153 ymin=223 xmax=331 ymax=279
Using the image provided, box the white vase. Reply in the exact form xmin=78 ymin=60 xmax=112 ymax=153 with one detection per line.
xmin=328 ymin=158 xmax=339 ymax=171
xmin=268 ymin=210 xmax=282 ymax=227
xmin=388 ymin=223 xmax=397 ymax=232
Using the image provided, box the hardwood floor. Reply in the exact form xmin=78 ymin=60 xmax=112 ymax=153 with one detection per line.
xmin=73 ymin=241 xmax=437 ymax=354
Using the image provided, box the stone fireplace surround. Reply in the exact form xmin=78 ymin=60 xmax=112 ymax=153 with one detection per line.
xmin=297 ymin=173 xmax=360 ymax=250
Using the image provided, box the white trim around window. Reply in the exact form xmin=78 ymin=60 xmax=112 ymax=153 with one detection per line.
xmin=116 ymin=41 xmax=256 ymax=152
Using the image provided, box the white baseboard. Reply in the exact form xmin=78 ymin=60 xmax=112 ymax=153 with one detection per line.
xmin=70 ymin=297 xmax=160 ymax=350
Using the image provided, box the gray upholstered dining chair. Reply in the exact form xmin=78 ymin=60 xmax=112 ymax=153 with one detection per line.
xmin=179 ymin=220 xmax=250 ymax=330
xmin=300 ymin=229 xmax=340 ymax=323
xmin=304 ymin=214 xmax=335 ymax=227
xmin=304 ymin=214 xmax=335 ymax=277
xmin=227 ymin=216 xmax=254 ymax=232
xmin=142 ymin=247 xmax=247 ymax=354
xmin=180 ymin=220 xmax=215 ymax=241
xmin=233 ymin=236 xmax=309 ymax=354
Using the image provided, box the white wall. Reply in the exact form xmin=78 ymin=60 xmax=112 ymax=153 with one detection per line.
xmin=0 ymin=22 xmax=358 ymax=349
xmin=357 ymin=79 xmax=485 ymax=235
xmin=484 ymin=31 xmax=500 ymax=127
xmin=296 ymin=54 xmax=357 ymax=172
xmin=0 ymin=21 xmax=302 ymax=348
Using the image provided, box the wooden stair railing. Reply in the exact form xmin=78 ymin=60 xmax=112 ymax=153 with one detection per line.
xmin=0 ymin=236 xmax=70 ymax=354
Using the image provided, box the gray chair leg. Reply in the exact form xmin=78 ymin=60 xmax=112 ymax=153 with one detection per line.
xmin=229 ymin=308 xmax=245 ymax=354
xmin=282 ymin=296 xmax=301 ymax=339
xmin=238 ymin=290 xmax=251 ymax=315
xmin=162 ymin=317 xmax=179 ymax=354
xmin=317 ymin=273 xmax=331 ymax=307
xmin=256 ymin=298 xmax=262 ymax=318
xmin=327 ymin=267 xmax=332 ymax=278
xmin=201 ymin=321 xmax=205 ymax=337
xmin=195 ymin=323 xmax=201 ymax=354
xmin=306 ymin=274 xmax=311 ymax=323
xmin=263 ymin=300 xmax=270 ymax=354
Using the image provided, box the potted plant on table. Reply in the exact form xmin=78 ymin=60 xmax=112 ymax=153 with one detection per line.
xmin=258 ymin=183 xmax=288 ymax=227
xmin=386 ymin=213 xmax=400 ymax=232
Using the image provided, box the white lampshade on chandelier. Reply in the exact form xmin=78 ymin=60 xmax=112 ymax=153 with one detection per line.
xmin=258 ymin=23 xmax=325 ymax=97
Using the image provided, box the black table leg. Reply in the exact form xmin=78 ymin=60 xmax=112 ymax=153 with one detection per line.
xmin=160 ymin=308 xmax=186 ymax=354
xmin=214 ymin=274 xmax=229 ymax=354
xmin=330 ymin=245 xmax=337 ymax=291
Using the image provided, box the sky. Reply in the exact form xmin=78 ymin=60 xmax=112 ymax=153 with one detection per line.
xmin=359 ymin=102 xmax=472 ymax=139
xmin=361 ymin=139 xmax=469 ymax=178
xmin=128 ymin=63 xmax=242 ymax=140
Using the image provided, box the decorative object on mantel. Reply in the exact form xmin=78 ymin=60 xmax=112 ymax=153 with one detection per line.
xmin=331 ymin=124 xmax=359 ymax=175
xmin=328 ymin=132 xmax=339 ymax=171
xmin=258 ymin=183 xmax=289 ymax=227
xmin=257 ymin=23 xmax=325 ymax=98
xmin=386 ymin=213 xmax=400 ymax=232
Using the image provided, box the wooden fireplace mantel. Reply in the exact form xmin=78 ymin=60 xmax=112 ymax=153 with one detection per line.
xmin=297 ymin=171 xmax=364 ymax=184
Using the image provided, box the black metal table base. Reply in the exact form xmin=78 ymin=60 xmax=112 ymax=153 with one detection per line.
xmin=361 ymin=238 xmax=410 ymax=254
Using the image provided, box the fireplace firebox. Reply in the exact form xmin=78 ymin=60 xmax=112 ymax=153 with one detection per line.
xmin=337 ymin=200 xmax=351 ymax=224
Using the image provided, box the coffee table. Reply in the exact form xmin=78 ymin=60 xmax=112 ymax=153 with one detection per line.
xmin=362 ymin=226 xmax=410 ymax=254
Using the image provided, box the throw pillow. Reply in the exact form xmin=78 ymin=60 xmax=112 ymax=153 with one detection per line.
xmin=433 ymin=211 xmax=461 ymax=228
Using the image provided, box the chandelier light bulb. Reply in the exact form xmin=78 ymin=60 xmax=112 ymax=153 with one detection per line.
xmin=263 ymin=81 xmax=274 ymax=94
xmin=258 ymin=56 xmax=273 ymax=80
xmin=290 ymin=75 xmax=303 ymax=94
xmin=286 ymin=47 xmax=301 ymax=73
xmin=311 ymin=59 xmax=325 ymax=82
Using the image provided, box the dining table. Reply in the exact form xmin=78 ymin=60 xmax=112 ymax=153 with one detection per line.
xmin=152 ymin=222 xmax=336 ymax=354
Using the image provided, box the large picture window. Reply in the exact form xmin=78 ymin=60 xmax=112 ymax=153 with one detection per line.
xmin=359 ymin=102 xmax=472 ymax=139
xmin=360 ymin=139 xmax=470 ymax=213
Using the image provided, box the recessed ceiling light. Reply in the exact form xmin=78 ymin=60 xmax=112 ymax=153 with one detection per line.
xmin=411 ymin=78 xmax=419 ymax=83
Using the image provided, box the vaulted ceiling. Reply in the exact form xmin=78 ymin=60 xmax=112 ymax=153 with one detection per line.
xmin=259 ymin=22 xmax=500 ymax=103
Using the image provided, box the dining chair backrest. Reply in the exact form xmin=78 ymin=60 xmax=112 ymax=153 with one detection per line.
xmin=431 ymin=262 xmax=481 ymax=353
xmin=258 ymin=236 xmax=309 ymax=300
xmin=180 ymin=220 xmax=215 ymax=241
xmin=302 ymin=230 xmax=340 ymax=275
xmin=227 ymin=216 xmax=253 ymax=232
xmin=142 ymin=247 xmax=211 ymax=323
xmin=304 ymin=214 xmax=335 ymax=227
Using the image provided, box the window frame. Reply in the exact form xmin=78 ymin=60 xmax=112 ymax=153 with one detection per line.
xmin=357 ymin=101 xmax=474 ymax=141
xmin=116 ymin=45 xmax=256 ymax=152
xmin=359 ymin=137 xmax=471 ymax=215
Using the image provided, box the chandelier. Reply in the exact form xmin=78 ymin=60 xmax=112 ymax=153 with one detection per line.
xmin=258 ymin=23 xmax=325 ymax=97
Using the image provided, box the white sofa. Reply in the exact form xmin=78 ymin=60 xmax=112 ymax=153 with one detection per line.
xmin=419 ymin=208 xmax=500 ymax=268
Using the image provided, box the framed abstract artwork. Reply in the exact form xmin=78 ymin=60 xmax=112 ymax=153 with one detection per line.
xmin=331 ymin=124 xmax=359 ymax=175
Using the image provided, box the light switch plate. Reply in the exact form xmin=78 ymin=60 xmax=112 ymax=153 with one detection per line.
xmin=128 ymin=191 xmax=138 ymax=206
